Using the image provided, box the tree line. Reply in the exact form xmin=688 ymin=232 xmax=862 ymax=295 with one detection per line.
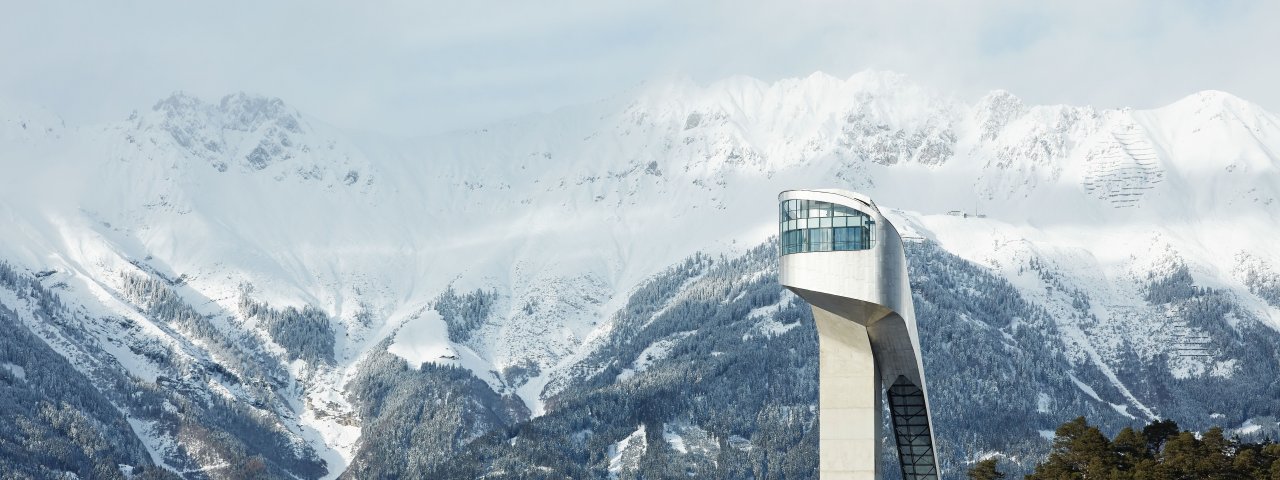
xmin=970 ymin=416 xmax=1280 ymax=479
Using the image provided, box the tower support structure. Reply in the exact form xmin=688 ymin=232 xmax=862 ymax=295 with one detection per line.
xmin=777 ymin=189 xmax=939 ymax=480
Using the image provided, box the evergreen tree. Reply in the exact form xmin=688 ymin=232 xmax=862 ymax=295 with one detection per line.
xmin=1112 ymin=427 xmax=1149 ymax=472
xmin=1266 ymin=444 xmax=1280 ymax=480
xmin=1142 ymin=419 xmax=1179 ymax=453
xmin=1028 ymin=416 xmax=1117 ymax=479
xmin=1158 ymin=431 xmax=1200 ymax=477
xmin=1233 ymin=449 xmax=1261 ymax=479
xmin=1193 ymin=427 xmax=1234 ymax=478
xmin=967 ymin=457 xmax=1005 ymax=480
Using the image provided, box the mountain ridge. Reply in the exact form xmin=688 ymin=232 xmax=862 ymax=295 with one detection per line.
xmin=1 ymin=70 xmax=1278 ymax=478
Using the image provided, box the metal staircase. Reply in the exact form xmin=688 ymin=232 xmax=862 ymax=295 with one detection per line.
xmin=887 ymin=375 xmax=939 ymax=480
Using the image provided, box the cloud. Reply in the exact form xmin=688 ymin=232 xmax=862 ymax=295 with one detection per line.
xmin=2 ymin=0 xmax=1277 ymax=135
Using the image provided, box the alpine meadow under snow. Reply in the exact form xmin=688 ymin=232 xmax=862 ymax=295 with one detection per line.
xmin=1 ymin=71 xmax=1279 ymax=478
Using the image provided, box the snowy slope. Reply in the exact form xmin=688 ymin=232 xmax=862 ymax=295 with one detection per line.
xmin=2 ymin=71 xmax=1280 ymax=476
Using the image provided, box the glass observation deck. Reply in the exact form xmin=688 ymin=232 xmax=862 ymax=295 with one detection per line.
xmin=779 ymin=199 xmax=875 ymax=255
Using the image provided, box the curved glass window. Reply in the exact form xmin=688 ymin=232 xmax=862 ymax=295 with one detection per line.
xmin=779 ymin=199 xmax=875 ymax=255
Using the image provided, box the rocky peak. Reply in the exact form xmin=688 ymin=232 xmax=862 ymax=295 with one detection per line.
xmin=146 ymin=92 xmax=311 ymax=172
xmin=218 ymin=93 xmax=302 ymax=134
xmin=974 ymin=89 xmax=1026 ymax=141
xmin=0 ymin=98 xmax=66 ymax=143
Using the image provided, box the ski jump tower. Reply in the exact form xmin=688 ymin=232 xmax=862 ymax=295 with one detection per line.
xmin=777 ymin=189 xmax=939 ymax=480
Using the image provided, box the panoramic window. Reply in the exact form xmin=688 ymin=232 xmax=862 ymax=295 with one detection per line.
xmin=779 ymin=199 xmax=875 ymax=255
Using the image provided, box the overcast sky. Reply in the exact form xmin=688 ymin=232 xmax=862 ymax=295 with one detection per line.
xmin=4 ymin=1 xmax=1277 ymax=136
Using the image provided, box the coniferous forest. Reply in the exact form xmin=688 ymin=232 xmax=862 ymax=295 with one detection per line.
xmin=970 ymin=416 xmax=1280 ymax=480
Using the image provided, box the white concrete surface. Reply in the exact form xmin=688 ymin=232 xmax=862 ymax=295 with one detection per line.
xmin=778 ymin=188 xmax=940 ymax=480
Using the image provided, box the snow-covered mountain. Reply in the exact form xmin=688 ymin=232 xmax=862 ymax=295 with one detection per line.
xmin=1 ymin=71 xmax=1279 ymax=479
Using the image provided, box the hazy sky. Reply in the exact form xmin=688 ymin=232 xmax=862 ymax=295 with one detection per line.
xmin=4 ymin=1 xmax=1277 ymax=135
